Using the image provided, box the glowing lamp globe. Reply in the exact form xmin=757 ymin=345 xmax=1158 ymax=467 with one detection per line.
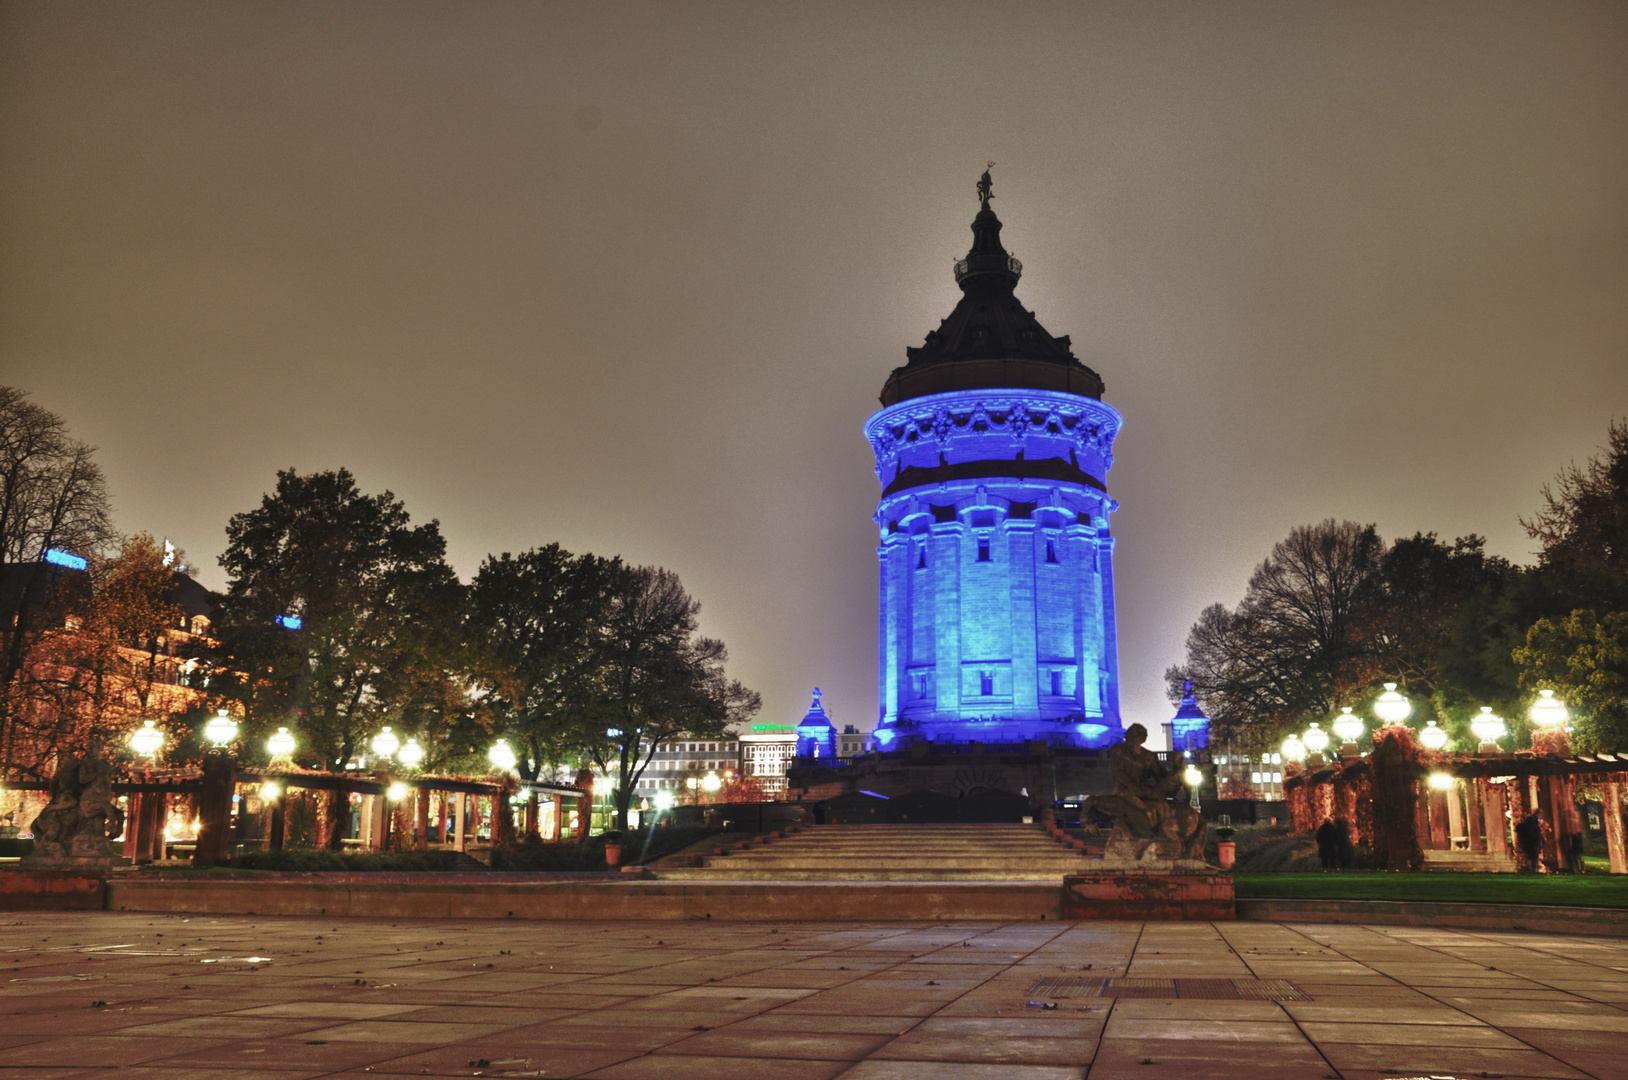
xmin=1332 ymin=707 xmax=1364 ymax=745
xmin=260 ymin=781 xmax=281 ymax=801
xmin=129 ymin=719 xmax=164 ymax=759
xmin=1418 ymin=720 xmax=1449 ymax=751
xmin=1183 ymin=764 xmax=1203 ymax=788
xmin=1427 ymin=772 xmax=1455 ymax=792
xmin=203 ymin=709 xmax=238 ymax=749
xmin=1374 ymin=683 xmax=1412 ymax=726
xmin=702 ymin=771 xmax=722 ymax=793
xmin=487 ymin=739 xmax=517 ymax=774
xmin=398 ymin=738 xmax=424 ymax=770
xmin=1301 ymin=722 xmax=1330 ymax=755
xmin=1281 ymin=734 xmax=1307 ymax=764
xmin=653 ymin=790 xmax=674 ymax=811
xmin=370 ymin=726 xmax=400 ymax=761
xmin=386 ymin=781 xmax=409 ymax=802
xmin=1470 ymin=707 xmax=1506 ymax=751
xmin=266 ymin=726 xmax=296 ymax=758
xmin=1529 ymin=689 xmax=1569 ymax=729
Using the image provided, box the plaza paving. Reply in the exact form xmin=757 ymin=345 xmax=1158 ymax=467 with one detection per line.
xmin=2 ymin=912 xmax=1627 ymax=1080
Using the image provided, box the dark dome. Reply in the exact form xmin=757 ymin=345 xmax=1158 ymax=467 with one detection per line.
xmin=881 ymin=192 xmax=1104 ymax=407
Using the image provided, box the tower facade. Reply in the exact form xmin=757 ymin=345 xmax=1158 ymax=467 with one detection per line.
xmin=868 ymin=174 xmax=1124 ymax=750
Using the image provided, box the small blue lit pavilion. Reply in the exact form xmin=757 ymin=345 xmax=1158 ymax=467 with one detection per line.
xmin=867 ymin=171 xmax=1124 ymax=750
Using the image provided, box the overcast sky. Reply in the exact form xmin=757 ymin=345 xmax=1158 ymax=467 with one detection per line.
xmin=4 ymin=2 xmax=1626 ymax=742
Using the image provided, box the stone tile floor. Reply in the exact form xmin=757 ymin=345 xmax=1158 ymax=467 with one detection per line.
xmin=2 ymin=913 xmax=1626 ymax=1079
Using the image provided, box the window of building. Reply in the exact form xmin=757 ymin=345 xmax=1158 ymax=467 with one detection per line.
xmin=916 ymin=549 xmax=927 ymax=570
xmin=1045 ymin=539 xmax=1058 ymax=563
xmin=979 ymin=671 xmax=993 ymax=696
xmin=1050 ymin=671 xmax=1062 ymax=696
xmin=977 ymin=540 xmax=991 ymax=562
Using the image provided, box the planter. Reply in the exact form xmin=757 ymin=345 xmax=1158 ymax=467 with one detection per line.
xmin=603 ymin=843 xmax=622 ymax=867
xmin=1217 ymin=841 xmax=1236 ymax=870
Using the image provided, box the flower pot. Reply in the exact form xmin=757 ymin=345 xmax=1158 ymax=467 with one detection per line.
xmin=603 ymin=843 xmax=622 ymax=867
xmin=1217 ymin=841 xmax=1236 ymax=870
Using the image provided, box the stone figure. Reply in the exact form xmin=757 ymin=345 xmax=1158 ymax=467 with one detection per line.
xmin=976 ymin=163 xmax=994 ymax=209
xmin=1083 ymin=723 xmax=1208 ymax=867
xmin=27 ymin=735 xmax=125 ymax=864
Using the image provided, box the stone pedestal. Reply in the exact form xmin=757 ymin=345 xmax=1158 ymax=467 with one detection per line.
xmin=1061 ymin=871 xmax=1234 ymax=921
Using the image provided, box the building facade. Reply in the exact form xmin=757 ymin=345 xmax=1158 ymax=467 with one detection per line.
xmin=631 ymin=736 xmax=742 ymax=796
xmin=868 ymin=172 xmax=1125 ymax=751
xmin=740 ymin=723 xmax=798 ymax=798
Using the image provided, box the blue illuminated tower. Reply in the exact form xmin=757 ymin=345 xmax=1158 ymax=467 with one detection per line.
xmin=867 ymin=173 xmax=1123 ymax=750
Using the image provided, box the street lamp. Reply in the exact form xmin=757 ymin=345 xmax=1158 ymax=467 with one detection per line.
xmin=1374 ymin=682 xmax=1412 ymax=727
xmin=1281 ymin=733 xmax=1307 ymax=765
xmin=702 ymin=771 xmax=721 ymax=794
xmin=370 ymin=726 xmax=400 ymax=762
xmin=260 ymin=781 xmax=281 ymax=801
xmin=266 ymin=726 xmax=296 ymax=759
xmin=1529 ymin=689 xmax=1569 ymax=730
xmin=129 ymin=719 xmax=165 ymax=760
xmin=1301 ymin=722 xmax=1330 ymax=763
xmin=488 ymin=739 xmax=517 ymax=774
xmin=1183 ymin=763 xmax=1203 ymax=808
xmin=386 ymin=781 xmax=409 ymax=802
xmin=203 ymin=709 xmax=238 ymax=749
xmin=1427 ymin=772 xmax=1455 ymax=792
xmin=398 ymin=738 xmax=424 ymax=770
xmin=1331 ymin=707 xmax=1365 ymax=758
xmin=1470 ymin=707 xmax=1507 ymax=754
xmin=1418 ymin=720 xmax=1449 ymax=752
xmin=653 ymin=790 xmax=674 ymax=812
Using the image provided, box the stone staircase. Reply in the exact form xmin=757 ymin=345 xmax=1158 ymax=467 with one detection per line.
xmin=652 ymin=823 xmax=1098 ymax=882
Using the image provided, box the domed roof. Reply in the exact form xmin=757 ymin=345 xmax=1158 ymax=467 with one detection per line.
xmin=881 ymin=169 xmax=1105 ymax=407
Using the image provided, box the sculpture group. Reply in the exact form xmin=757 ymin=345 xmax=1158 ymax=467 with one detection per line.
xmin=26 ymin=736 xmax=124 ymax=865
xmin=1084 ymin=723 xmax=1208 ymax=868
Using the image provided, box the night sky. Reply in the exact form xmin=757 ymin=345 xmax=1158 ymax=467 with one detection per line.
xmin=4 ymin=3 xmax=1626 ymax=743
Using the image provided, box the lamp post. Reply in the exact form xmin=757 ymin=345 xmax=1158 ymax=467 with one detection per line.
xmin=1301 ymin=722 xmax=1330 ymax=766
xmin=1331 ymin=707 xmax=1365 ymax=760
xmin=370 ymin=726 xmax=400 ymax=764
xmin=1528 ymin=689 xmax=1570 ymax=753
xmin=488 ymin=739 xmax=518 ymax=774
xmin=194 ymin=710 xmax=239 ymax=868
xmin=1374 ymin=682 xmax=1412 ymax=727
xmin=398 ymin=738 xmax=424 ymax=770
xmin=1470 ymin=707 xmax=1507 ymax=755
xmin=1183 ymin=763 xmax=1203 ymax=808
xmin=126 ymin=720 xmax=165 ymax=863
xmin=1281 ymin=733 xmax=1307 ymax=768
xmin=1418 ymin=720 xmax=1449 ymax=752
xmin=266 ymin=726 xmax=296 ymax=760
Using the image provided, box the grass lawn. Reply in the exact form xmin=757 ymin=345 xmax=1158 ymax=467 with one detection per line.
xmin=1231 ymin=870 xmax=1628 ymax=908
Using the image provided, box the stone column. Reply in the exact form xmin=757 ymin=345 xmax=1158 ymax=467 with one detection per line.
xmin=1603 ymin=775 xmax=1627 ymax=875
xmin=1482 ymin=780 xmax=1508 ymax=858
xmin=1465 ymin=779 xmax=1484 ymax=853
xmin=415 ymin=789 xmax=430 ymax=851
xmin=191 ymin=753 xmax=237 ymax=868
xmin=269 ymin=792 xmax=286 ymax=852
xmin=453 ymin=792 xmax=466 ymax=852
xmin=1446 ymin=784 xmax=1465 ymax=847
xmin=1426 ymin=787 xmax=1449 ymax=850
xmin=1539 ymin=775 xmax=1566 ymax=871
xmin=551 ymin=794 xmax=563 ymax=842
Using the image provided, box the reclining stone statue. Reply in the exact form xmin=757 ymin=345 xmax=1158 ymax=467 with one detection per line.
xmin=1081 ymin=723 xmax=1208 ymax=869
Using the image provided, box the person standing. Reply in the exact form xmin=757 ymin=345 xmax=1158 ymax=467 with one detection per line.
xmin=1315 ymin=817 xmax=1339 ymax=870
xmin=1514 ymin=812 xmax=1543 ymax=872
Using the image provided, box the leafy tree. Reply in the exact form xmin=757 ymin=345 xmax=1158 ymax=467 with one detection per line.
xmin=1522 ymin=418 xmax=1628 ymax=606
xmin=215 ymin=469 xmax=463 ymax=839
xmin=1513 ymin=609 xmax=1628 ymax=753
xmin=582 ymin=566 xmax=760 ymax=831
xmin=0 ymin=388 xmax=115 ymax=777
xmin=466 ymin=545 xmax=624 ymax=781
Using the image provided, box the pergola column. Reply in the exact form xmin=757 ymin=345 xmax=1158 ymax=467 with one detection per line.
xmin=1464 ymin=779 xmax=1484 ymax=853
xmin=1538 ymin=775 xmax=1566 ymax=871
xmin=415 ymin=790 xmax=430 ymax=852
xmin=1445 ymin=785 xmax=1465 ymax=847
xmin=1481 ymin=780 xmax=1508 ymax=859
xmin=1427 ymin=787 xmax=1450 ymax=850
xmin=551 ymin=794 xmax=563 ymax=842
xmin=454 ymin=792 xmax=467 ymax=852
xmin=1604 ymin=775 xmax=1627 ymax=875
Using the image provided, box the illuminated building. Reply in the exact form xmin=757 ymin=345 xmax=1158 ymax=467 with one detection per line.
xmin=740 ymin=723 xmax=798 ymax=798
xmin=868 ymin=172 xmax=1123 ymax=750
xmin=1164 ymin=680 xmax=1211 ymax=754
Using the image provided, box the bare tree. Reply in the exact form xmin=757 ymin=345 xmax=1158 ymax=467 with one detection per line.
xmin=0 ymin=388 xmax=115 ymax=778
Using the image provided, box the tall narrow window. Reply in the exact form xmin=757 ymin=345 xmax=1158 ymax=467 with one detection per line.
xmin=916 ymin=549 xmax=927 ymax=570
xmin=1045 ymin=539 xmax=1058 ymax=564
xmin=1050 ymin=671 xmax=1062 ymax=696
xmin=980 ymin=671 xmax=994 ymax=696
xmin=977 ymin=539 xmax=991 ymax=562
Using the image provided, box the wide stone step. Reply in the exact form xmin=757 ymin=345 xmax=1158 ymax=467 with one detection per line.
xmin=713 ymin=860 xmax=1094 ymax=873
xmin=657 ymin=867 xmax=1074 ymax=882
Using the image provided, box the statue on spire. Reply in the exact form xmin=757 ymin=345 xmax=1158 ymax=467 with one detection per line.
xmin=976 ymin=162 xmax=995 ymax=209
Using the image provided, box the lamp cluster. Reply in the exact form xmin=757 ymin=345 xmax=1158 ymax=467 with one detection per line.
xmin=1277 ymin=683 xmax=1572 ymax=765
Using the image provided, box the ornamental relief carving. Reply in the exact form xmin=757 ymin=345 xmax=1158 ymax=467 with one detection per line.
xmin=867 ymin=394 xmax=1120 ymax=468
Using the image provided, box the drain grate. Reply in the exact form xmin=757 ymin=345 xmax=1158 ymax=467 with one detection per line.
xmin=1026 ymin=976 xmax=1309 ymax=1001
